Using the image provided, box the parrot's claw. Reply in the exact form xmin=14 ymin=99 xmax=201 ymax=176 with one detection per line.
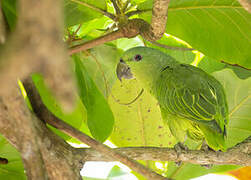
xmin=174 ymin=142 xmax=188 ymax=153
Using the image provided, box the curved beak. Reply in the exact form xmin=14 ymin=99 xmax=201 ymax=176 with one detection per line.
xmin=116 ymin=59 xmax=133 ymax=81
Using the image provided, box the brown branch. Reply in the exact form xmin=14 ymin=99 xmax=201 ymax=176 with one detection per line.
xmin=77 ymin=137 xmax=251 ymax=166
xmin=238 ymin=0 xmax=251 ymax=13
xmin=70 ymin=0 xmax=116 ymax=20
xmin=69 ymin=30 xmax=124 ymax=55
xmin=69 ymin=18 xmax=146 ymax=54
xmin=68 ymin=0 xmax=171 ymax=54
xmin=150 ymin=0 xmax=170 ymax=40
xmin=23 ymin=78 xmax=170 ymax=180
xmin=0 ymin=88 xmax=83 ymax=179
xmin=221 ymin=60 xmax=251 ymax=71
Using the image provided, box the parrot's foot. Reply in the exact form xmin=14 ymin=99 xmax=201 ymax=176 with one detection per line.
xmin=174 ymin=142 xmax=188 ymax=153
xmin=174 ymin=143 xmax=188 ymax=166
xmin=200 ymin=164 xmax=213 ymax=169
xmin=201 ymin=141 xmax=214 ymax=152
xmin=201 ymin=142 xmax=209 ymax=152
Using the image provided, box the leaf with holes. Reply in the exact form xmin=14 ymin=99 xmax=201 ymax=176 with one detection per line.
xmin=108 ymin=78 xmax=177 ymax=147
xmin=138 ymin=0 xmax=251 ymax=69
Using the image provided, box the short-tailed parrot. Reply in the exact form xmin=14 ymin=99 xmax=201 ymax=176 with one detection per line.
xmin=116 ymin=47 xmax=228 ymax=151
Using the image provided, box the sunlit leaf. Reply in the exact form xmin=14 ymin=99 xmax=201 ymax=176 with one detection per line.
xmin=166 ymin=162 xmax=239 ymax=180
xmin=108 ymin=78 xmax=177 ymax=147
xmin=138 ymin=0 xmax=251 ymax=69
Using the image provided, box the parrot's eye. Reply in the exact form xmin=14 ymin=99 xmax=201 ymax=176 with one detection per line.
xmin=134 ymin=54 xmax=142 ymax=61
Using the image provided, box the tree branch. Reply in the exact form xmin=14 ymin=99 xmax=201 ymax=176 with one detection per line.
xmin=69 ymin=0 xmax=172 ymax=54
xmin=77 ymin=138 xmax=251 ymax=166
xmin=70 ymin=0 xmax=116 ymax=20
xmin=23 ymin=78 xmax=169 ymax=180
xmin=0 ymin=88 xmax=83 ymax=179
xmin=239 ymin=0 xmax=251 ymax=13
xmin=150 ymin=0 xmax=170 ymax=40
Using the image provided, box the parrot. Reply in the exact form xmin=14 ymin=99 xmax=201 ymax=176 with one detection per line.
xmin=116 ymin=47 xmax=228 ymax=151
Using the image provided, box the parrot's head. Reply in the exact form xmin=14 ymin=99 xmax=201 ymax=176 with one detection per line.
xmin=116 ymin=47 xmax=176 ymax=87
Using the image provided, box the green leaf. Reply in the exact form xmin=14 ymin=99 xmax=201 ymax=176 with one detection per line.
xmin=212 ymin=69 xmax=251 ymax=148
xmin=64 ymin=0 xmax=107 ymax=27
xmin=31 ymin=74 xmax=87 ymax=141
xmin=1 ymin=0 xmax=17 ymax=30
xmin=145 ymin=34 xmax=195 ymax=64
xmin=0 ymin=135 xmax=26 ymax=180
xmin=81 ymin=45 xmax=123 ymax=98
xmin=166 ymin=162 xmax=239 ymax=180
xmin=138 ymin=0 xmax=251 ymax=69
xmin=76 ymin=17 xmax=111 ymax=38
xmin=107 ymin=165 xmax=127 ymax=178
xmin=108 ymin=78 xmax=177 ymax=147
xmin=74 ymin=55 xmax=114 ymax=142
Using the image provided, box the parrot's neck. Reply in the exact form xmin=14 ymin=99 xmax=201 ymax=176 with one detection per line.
xmin=130 ymin=57 xmax=178 ymax=94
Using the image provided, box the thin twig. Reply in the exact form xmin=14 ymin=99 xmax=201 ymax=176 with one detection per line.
xmin=70 ymin=0 xmax=116 ymax=20
xmin=126 ymin=10 xmax=148 ymax=17
xmin=23 ymin=78 xmax=169 ymax=180
xmin=221 ymin=60 xmax=251 ymax=71
xmin=111 ymin=0 xmax=121 ymax=14
xmin=69 ymin=30 xmax=124 ymax=55
xmin=151 ymin=41 xmax=195 ymax=51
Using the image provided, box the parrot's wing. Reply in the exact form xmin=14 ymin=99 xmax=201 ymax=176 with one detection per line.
xmin=155 ymin=63 xmax=228 ymax=135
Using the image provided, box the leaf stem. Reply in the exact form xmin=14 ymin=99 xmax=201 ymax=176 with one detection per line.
xmin=70 ymin=0 xmax=116 ymax=20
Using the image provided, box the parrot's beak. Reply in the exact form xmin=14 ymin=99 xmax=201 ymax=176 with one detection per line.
xmin=116 ymin=59 xmax=134 ymax=81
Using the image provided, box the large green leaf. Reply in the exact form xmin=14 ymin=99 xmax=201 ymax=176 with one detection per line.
xmin=108 ymin=78 xmax=177 ymax=147
xmin=0 ymin=135 xmax=26 ymax=180
xmin=1 ymin=0 xmax=17 ymax=31
xmin=166 ymin=162 xmax=239 ymax=180
xmin=31 ymin=74 xmax=87 ymax=141
xmin=64 ymin=0 xmax=106 ymax=27
xmin=81 ymin=45 xmax=123 ymax=98
xmin=74 ymin=55 xmax=114 ymax=142
xmin=138 ymin=0 xmax=251 ymax=69
xmin=212 ymin=69 xmax=251 ymax=148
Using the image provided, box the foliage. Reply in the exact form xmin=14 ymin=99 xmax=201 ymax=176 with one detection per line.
xmin=1 ymin=0 xmax=251 ymax=179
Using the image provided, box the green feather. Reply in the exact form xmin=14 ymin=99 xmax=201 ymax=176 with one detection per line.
xmin=120 ymin=47 xmax=228 ymax=151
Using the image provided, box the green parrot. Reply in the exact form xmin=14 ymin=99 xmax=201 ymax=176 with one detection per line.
xmin=116 ymin=47 xmax=228 ymax=151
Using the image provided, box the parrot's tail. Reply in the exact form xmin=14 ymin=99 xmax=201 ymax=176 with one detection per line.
xmin=199 ymin=124 xmax=226 ymax=152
